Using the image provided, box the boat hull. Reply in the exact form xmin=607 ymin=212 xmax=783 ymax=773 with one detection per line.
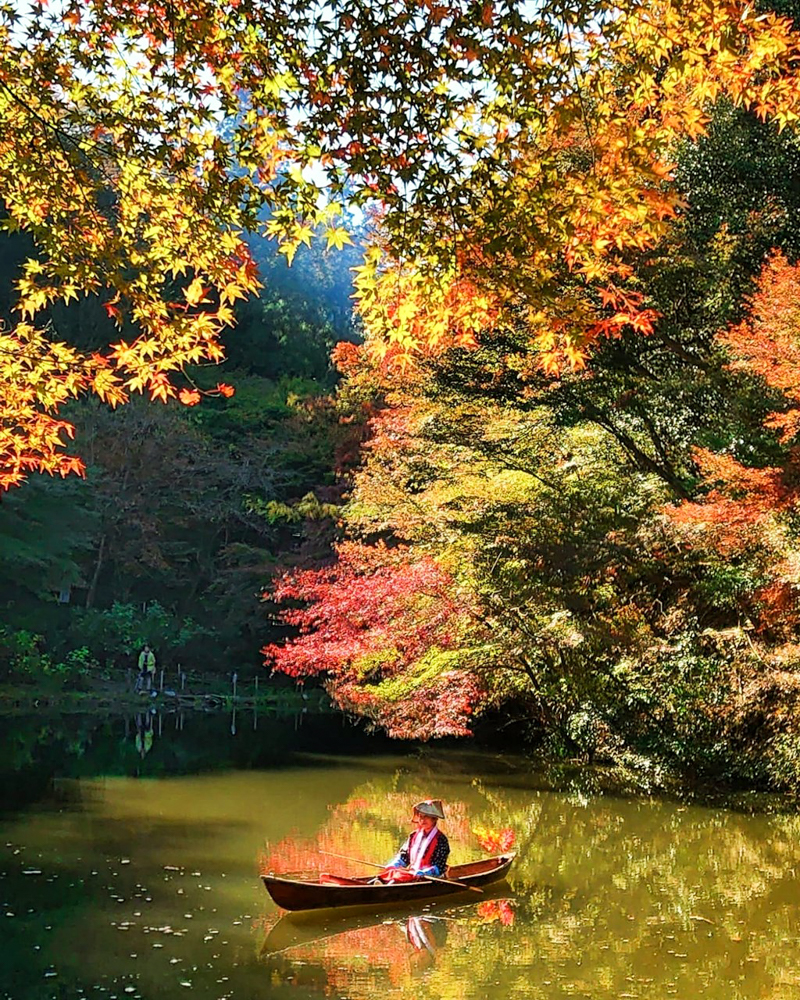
xmin=262 ymin=852 xmax=515 ymax=912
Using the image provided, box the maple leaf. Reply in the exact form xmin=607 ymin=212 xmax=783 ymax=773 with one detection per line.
xmin=148 ymin=373 xmax=176 ymax=403
xmin=325 ymin=226 xmax=353 ymax=250
xmin=184 ymin=277 xmax=208 ymax=306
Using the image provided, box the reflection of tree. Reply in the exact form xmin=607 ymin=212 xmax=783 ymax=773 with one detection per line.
xmin=261 ymin=785 xmax=482 ymax=878
xmin=264 ymin=904 xmax=521 ymax=997
xmin=260 ymin=768 xmax=800 ymax=1000
xmin=0 ymin=710 xmax=395 ymax=806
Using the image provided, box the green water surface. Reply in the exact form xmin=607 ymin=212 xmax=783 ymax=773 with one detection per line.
xmin=2 ymin=710 xmax=799 ymax=1000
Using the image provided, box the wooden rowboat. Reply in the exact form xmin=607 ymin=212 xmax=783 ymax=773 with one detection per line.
xmin=262 ymin=852 xmax=515 ymax=912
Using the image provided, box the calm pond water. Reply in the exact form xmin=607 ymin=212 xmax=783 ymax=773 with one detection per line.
xmin=2 ymin=709 xmax=800 ymax=1000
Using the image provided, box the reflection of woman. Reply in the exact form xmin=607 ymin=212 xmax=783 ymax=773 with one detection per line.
xmin=405 ymin=914 xmax=448 ymax=973
xmin=381 ymin=799 xmax=450 ymax=882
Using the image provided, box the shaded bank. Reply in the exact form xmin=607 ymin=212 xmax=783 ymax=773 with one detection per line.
xmin=0 ymin=677 xmax=327 ymax=717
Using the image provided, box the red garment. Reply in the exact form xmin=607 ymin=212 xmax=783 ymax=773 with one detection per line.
xmin=378 ymin=867 xmax=418 ymax=883
xmin=407 ymin=826 xmax=441 ymax=870
xmin=379 ymin=827 xmax=443 ymax=882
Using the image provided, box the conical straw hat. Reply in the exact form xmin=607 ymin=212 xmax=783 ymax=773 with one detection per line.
xmin=413 ymin=799 xmax=445 ymax=819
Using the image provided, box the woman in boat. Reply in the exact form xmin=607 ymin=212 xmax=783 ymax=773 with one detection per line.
xmin=380 ymin=798 xmax=450 ymax=882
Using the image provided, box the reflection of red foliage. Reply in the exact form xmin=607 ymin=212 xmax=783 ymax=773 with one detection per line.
xmin=337 ymin=796 xmax=371 ymax=814
xmin=260 ymin=832 xmax=324 ymax=877
xmin=477 ymin=899 xmax=516 ymax=926
xmin=259 ymin=790 xmax=478 ymax=882
xmin=472 ymin=825 xmax=516 ymax=853
xmin=258 ymin=788 xmax=514 ymax=999
xmin=287 ymin=917 xmax=457 ymax=992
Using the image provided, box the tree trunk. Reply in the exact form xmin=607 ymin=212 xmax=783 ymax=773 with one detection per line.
xmin=85 ymin=534 xmax=106 ymax=609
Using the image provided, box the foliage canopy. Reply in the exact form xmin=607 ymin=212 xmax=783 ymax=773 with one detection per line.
xmin=3 ymin=0 xmax=800 ymax=484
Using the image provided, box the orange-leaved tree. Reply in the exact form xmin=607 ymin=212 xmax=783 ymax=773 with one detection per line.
xmin=353 ymin=1 xmax=800 ymax=371
xmin=671 ymin=252 xmax=800 ymax=637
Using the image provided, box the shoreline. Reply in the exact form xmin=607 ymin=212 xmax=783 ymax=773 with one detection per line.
xmin=0 ymin=681 xmax=327 ymax=716
xmin=1 ymin=688 xmax=798 ymax=811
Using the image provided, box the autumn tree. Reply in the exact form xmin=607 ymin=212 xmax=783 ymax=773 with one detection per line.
xmin=671 ymin=252 xmax=800 ymax=637
xmin=266 ymin=356 xmax=670 ymax=747
xmin=266 ymin=212 xmax=800 ymax=784
xmin=531 ymin=98 xmax=800 ymax=502
xmin=264 ymin=540 xmax=485 ymax=738
xmin=265 ymin=322 xmax=800 ymax=786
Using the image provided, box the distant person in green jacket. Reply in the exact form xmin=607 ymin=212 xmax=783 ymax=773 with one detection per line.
xmin=136 ymin=645 xmax=156 ymax=692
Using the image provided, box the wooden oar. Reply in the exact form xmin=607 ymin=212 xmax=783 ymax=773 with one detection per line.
xmin=319 ymin=850 xmax=483 ymax=894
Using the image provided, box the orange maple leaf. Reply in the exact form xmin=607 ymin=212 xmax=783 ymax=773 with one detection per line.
xmin=149 ymin=373 xmax=176 ymax=403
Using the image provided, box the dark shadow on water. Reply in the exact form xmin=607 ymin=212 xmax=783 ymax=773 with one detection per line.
xmin=0 ymin=708 xmax=412 ymax=818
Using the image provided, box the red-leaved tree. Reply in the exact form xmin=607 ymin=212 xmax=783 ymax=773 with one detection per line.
xmin=263 ymin=541 xmax=486 ymax=738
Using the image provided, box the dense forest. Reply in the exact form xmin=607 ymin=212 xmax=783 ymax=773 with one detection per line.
xmin=0 ymin=229 xmax=362 ymax=677
xmin=4 ymin=0 xmax=800 ymax=790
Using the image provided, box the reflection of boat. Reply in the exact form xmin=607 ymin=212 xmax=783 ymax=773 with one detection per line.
xmin=260 ymin=890 xmax=512 ymax=957
xmin=262 ymin=852 xmax=515 ymax=912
